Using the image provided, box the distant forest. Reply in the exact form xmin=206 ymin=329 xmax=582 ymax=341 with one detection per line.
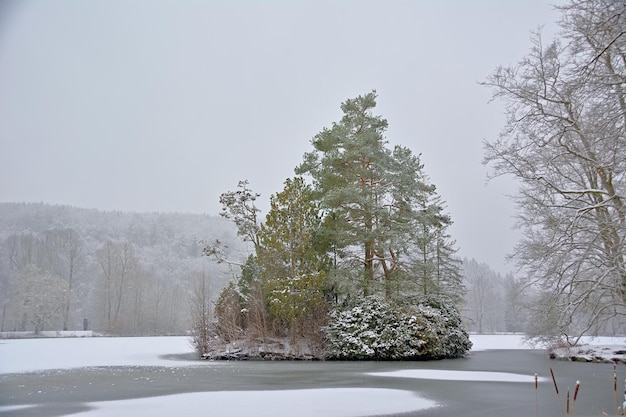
xmin=0 ymin=202 xmax=244 ymax=335
xmin=0 ymin=202 xmax=537 ymax=336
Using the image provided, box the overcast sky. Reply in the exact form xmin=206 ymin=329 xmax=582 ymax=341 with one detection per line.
xmin=0 ymin=0 xmax=563 ymax=274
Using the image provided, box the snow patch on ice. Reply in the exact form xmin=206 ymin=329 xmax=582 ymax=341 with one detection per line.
xmin=0 ymin=405 xmax=35 ymax=412
xmin=368 ymin=369 xmax=547 ymax=382
xmin=70 ymin=388 xmax=437 ymax=417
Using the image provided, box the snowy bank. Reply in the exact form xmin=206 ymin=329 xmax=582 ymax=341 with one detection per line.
xmin=550 ymin=343 xmax=626 ymax=364
xmin=0 ymin=330 xmax=93 ymax=338
xmin=470 ymin=334 xmax=626 ymax=364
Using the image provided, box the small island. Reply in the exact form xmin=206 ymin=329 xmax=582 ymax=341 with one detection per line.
xmin=192 ymin=93 xmax=472 ymax=361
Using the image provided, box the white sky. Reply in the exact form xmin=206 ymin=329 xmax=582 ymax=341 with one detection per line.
xmin=0 ymin=0 xmax=564 ymax=274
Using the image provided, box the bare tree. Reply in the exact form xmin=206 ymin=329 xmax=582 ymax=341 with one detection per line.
xmin=482 ymin=0 xmax=626 ymax=340
xmin=44 ymin=228 xmax=83 ymax=330
xmin=96 ymin=241 xmax=139 ymax=333
xmin=462 ymin=259 xmax=504 ymax=333
xmin=189 ymin=270 xmax=213 ymax=357
xmin=15 ymin=266 xmax=68 ymax=334
xmin=7 ymin=233 xmax=46 ymax=272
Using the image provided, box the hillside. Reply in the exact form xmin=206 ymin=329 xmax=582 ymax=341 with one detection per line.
xmin=0 ymin=202 xmax=245 ymax=335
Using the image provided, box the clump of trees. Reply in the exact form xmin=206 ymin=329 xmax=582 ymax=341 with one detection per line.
xmin=203 ymin=91 xmax=470 ymax=359
xmin=461 ymin=258 xmax=529 ymax=334
xmin=482 ymin=0 xmax=626 ymax=343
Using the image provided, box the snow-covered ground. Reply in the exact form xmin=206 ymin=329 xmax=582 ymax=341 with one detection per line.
xmin=1 ymin=334 xmax=624 ymax=417
xmin=0 ymin=330 xmax=93 ymax=338
xmin=0 ymin=336 xmax=199 ymax=374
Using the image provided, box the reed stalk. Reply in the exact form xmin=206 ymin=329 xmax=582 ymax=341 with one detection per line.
xmin=571 ymin=380 xmax=580 ymax=416
xmin=614 ymin=363 xmax=619 ymax=416
xmin=622 ymin=378 xmax=626 ymax=416
xmin=535 ymin=373 xmax=539 ymax=417
xmin=550 ymin=368 xmax=566 ymax=417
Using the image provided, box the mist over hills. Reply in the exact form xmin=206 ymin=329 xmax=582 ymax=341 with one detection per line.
xmin=0 ymin=202 xmax=244 ymax=335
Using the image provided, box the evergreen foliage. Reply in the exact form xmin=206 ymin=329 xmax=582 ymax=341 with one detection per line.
xmin=325 ymin=295 xmax=471 ymax=360
xmin=214 ymin=281 xmax=244 ymax=342
xmin=258 ymin=177 xmax=330 ymax=344
xmin=296 ymin=91 xmax=462 ymax=304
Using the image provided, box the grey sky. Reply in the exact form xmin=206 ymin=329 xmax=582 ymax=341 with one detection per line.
xmin=0 ymin=0 xmax=562 ymax=274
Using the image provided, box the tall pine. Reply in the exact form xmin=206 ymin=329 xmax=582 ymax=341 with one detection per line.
xmin=297 ymin=91 xmax=461 ymax=303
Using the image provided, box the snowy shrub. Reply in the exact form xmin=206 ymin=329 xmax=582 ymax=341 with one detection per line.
xmin=325 ymin=295 xmax=471 ymax=360
xmin=401 ymin=295 xmax=473 ymax=359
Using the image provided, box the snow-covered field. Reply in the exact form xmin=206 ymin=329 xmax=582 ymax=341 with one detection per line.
xmin=1 ymin=334 xmax=624 ymax=417
xmin=0 ymin=336 xmax=199 ymax=374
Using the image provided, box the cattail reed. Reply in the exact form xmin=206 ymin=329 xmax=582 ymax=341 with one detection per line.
xmin=551 ymin=368 xmax=566 ymax=417
xmin=535 ymin=373 xmax=539 ymax=417
xmin=573 ymin=380 xmax=580 ymax=402
xmin=571 ymin=380 xmax=580 ymax=415
xmin=615 ymin=363 xmax=619 ymax=415
xmin=622 ymin=378 xmax=625 ymax=416
xmin=551 ymin=368 xmax=560 ymax=395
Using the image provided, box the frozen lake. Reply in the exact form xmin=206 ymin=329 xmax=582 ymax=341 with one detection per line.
xmin=0 ymin=335 xmax=624 ymax=417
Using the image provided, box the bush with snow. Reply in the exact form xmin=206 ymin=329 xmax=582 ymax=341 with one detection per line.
xmin=325 ymin=295 xmax=471 ymax=360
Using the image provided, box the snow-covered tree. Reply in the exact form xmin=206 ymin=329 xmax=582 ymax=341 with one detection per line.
xmin=297 ymin=91 xmax=462 ymax=302
xmin=13 ymin=266 xmax=69 ymax=334
xmin=482 ymin=0 xmax=626 ymax=340
xmin=216 ymin=180 xmax=261 ymax=252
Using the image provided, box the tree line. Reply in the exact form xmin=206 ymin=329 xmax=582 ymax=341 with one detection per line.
xmin=0 ymin=203 xmax=240 ymax=335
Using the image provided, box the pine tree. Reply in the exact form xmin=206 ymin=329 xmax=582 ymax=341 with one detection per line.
xmin=297 ymin=91 xmax=462 ymax=303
